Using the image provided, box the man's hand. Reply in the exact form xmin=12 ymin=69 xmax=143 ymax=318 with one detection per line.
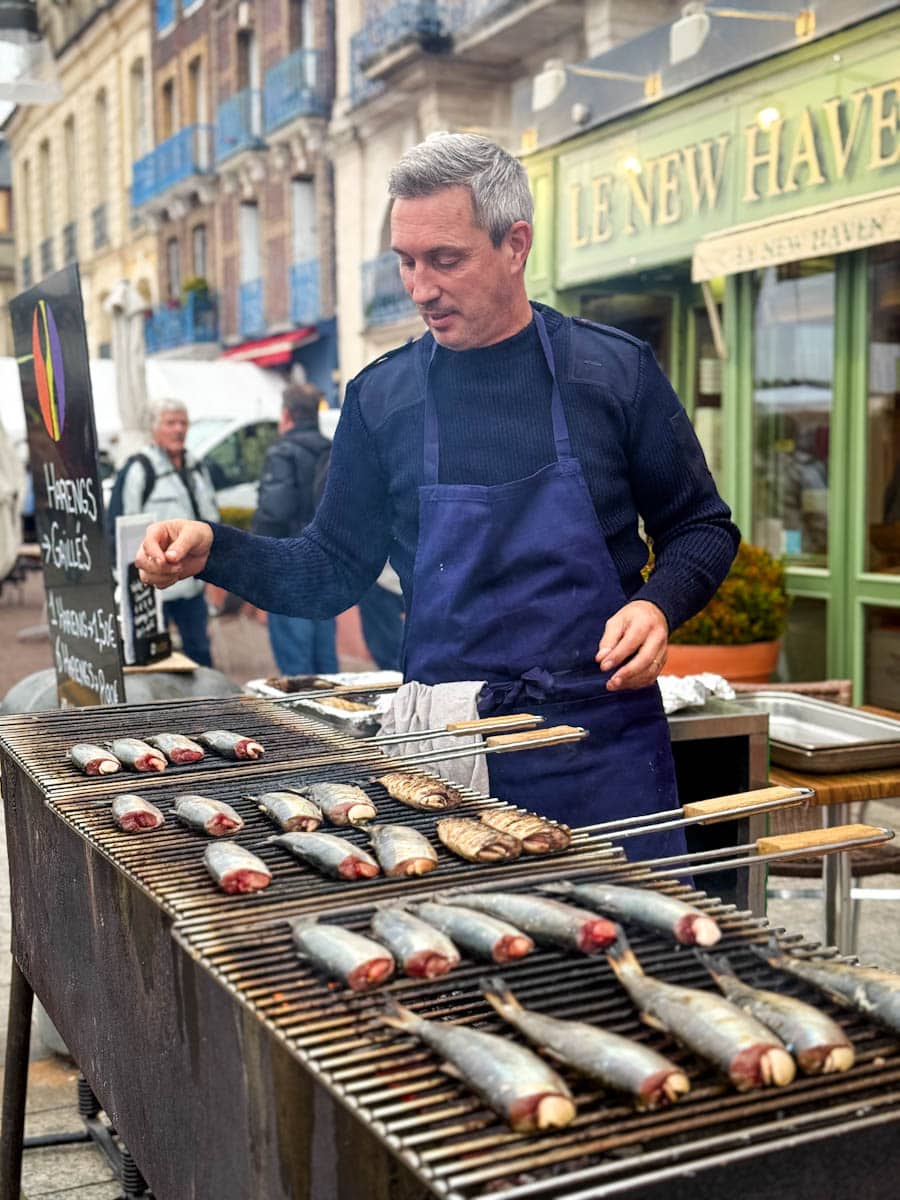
xmin=595 ymin=600 xmax=669 ymax=691
xmin=136 ymin=520 xmax=214 ymax=590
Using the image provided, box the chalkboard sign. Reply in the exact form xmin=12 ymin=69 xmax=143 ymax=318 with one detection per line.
xmin=10 ymin=265 xmax=126 ymax=708
xmin=126 ymin=563 xmax=171 ymax=664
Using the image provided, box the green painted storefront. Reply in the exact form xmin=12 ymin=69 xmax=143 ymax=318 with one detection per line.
xmin=524 ymin=10 xmax=900 ymax=705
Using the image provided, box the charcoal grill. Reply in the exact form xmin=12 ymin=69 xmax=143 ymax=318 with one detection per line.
xmin=2 ymin=697 xmax=900 ymax=1200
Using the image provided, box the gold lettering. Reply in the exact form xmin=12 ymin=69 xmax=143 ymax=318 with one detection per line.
xmin=656 ymin=151 xmax=681 ymax=225
xmin=624 ymin=160 xmax=654 ymax=234
xmin=590 ymin=174 xmax=613 ymax=242
xmin=822 ymin=88 xmax=866 ymax=179
xmin=867 ymin=80 xmax=900 ymax=170
xmin=569 ymin=182 xmax=588 ymax=248
xmin=743 ymin=120 xmax=783 ymax=202
xmin=681 ymin=134 xmax=730 ymax=214
xmin=783 ymin=107 xmax=825 ymax=193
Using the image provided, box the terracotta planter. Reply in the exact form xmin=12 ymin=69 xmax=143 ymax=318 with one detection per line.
xmin=661 ymin=640 xmax=781 ymax=684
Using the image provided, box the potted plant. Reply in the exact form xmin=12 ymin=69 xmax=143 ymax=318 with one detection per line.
xmin=661 ymin=543 xmax=790 ymax=683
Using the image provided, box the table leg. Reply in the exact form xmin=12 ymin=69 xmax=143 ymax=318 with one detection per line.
xmin=823 ymin=802 xmax=852 ymax=950
xmin=0 ymin=956 xmax=33 ymax=1200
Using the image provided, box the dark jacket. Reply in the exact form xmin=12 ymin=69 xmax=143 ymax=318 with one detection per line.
xmin=251 ymin=421 xmax=331 ymax=539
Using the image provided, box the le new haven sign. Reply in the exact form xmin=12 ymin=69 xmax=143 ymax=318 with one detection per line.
xmin=551 ymin=33 xmax=900 ymax=286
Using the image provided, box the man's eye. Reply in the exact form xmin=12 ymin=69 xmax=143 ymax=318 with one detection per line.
xmin=434 ymin=256 xmax=460 ymax=269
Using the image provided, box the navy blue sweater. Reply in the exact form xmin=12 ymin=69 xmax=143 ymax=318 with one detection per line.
xmin=202 ymin=305 xmax=739 ymax=633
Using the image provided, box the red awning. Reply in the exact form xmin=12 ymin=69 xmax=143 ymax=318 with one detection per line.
xmin=222 ymin=327 xmax=317 ymax=368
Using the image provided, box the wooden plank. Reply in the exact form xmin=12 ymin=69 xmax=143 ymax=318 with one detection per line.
xmin=769 ymin=762 xmax=900 ymax=807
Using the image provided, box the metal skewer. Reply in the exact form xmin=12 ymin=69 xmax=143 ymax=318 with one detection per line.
xmin=370 ymin=712 xmax=544 ymax=745
xmin=579 ymin=785 xmax=813 ymax=838
xmin=262 ymin=680 xmax=402 ymax=703
xmin=368 ymin=724 xmax=588 ymax=771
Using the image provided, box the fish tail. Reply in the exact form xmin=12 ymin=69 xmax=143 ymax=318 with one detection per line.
xmin=536 ymin=881 xmax=571 ymax=896
xmin=479 ymin=975 xmax=520 ymax=1018
xmin=605 ymin=925 xmax=642 ymax=979
xmin=751 ymin=936 xmax=784 ymax=968
xmin=695 ymin=949 xmax=734 ymax=981
xmin=378 ymin=994 xmax=420 ymax=1032
xmin=430 ymin=889 xmax=462 ymax=905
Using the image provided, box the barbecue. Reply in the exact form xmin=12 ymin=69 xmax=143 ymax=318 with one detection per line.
xmin=2 ymin=695 xmax=900 ymax=1200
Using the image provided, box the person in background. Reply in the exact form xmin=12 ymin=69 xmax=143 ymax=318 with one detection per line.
xmin=252 ymin=383 xmax=338 ymax=677
xmin=119 ymin=398 xmax=219 ymax=666
xmin=358 ymin=563 xmax=405 ymax=671
xmin=137 ymin=133 xmax=739 ymax=858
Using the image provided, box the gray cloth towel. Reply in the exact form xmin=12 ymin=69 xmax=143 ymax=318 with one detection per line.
xmin=379 ymin=680 xmax=489 ymax=794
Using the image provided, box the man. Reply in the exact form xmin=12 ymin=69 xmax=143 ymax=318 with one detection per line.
xmin=252 ymin=383 xmax=338 ymax=676
xmin=137 ymin=134 xmax=739 ymax=857
xmin=121 ymin=398 xmax=219 ymax=666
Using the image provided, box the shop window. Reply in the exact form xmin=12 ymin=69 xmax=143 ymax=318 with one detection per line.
xmin=865 ymin=242 xmax=900 ymax=573
xmin=751 ymin=259 xmax=835 ymax=566
xmin=166 ymin=237 xmax=181 ymax=301
xmin=192 ymin=224 xmax=207 ymax=280
xmin=692 ymin=304 xmax=723 ymax=485
xmin=780 ymin=596 xmax=828 ymax=682
xmin=864 ymin=604 xmax=900 ymax=709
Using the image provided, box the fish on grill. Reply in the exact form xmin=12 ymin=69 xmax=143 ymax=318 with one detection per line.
xmin=270 ymin=831 xmax=381 ymax=880
xmin=68 ymin=743 xmax=121 ymax=775
xmin=481 ymin=976 xmax=690 ymax=1110
xmin=146 ymin=733 xmax=205 ymax=764
xmin=367 ymin=824 xmax=438 ymax=876
xmin=436 ymin=817 xmax=522 ymax=863
xmin=437 ymin=891 xmax=617 ymax=954
xmin=371 ymin=904 xmax=460 ymax=978
xmin=373 ymin=771 xmax=463 ymax=811
xmin=542 ymin=881 xmax=721 ymax=947
xmin=607 ymin=929 xmax=796 ymax=1092
xmin=292 ymin=916 xmax=394 ymax=992
xmin=296 ymin=782 xmax=376 ymax=826
xmin=108 ymin=738 xmax=167 ymax=773
xmin=197 ymin=729 xmax=265 ymax=760
xmin=204 ymin=841 xmax=272 ymax=894
xmin=111 ymin=794 xmax=165 ymax=833
xmin=479 ymin=809 xmax=571 ymax=854
xmin=378 ymin=996 xmax=576 ymax=1133
xmin=698 ymin=952 xmax=855 ymax=1075
xmin=756 ymin=939 xmax=900 ymax=1036
xmin=173 ymin=794 xmax=245 ymax=836
xmin=253 ymin=790 xmax=323 ymax=832
xmin=410 ymin=901 xmax=535 ymax=963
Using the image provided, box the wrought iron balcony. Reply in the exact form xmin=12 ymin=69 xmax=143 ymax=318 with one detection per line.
xmin=63 ymin=222 xmax=77 ymax=264
xmin=238 ymin=278 xmax=265 ymax=338
xmin=215 ymin=90 xmax=265 ymax=164
xmin=350 ymin=0 xmax=446 ymax=105
xmin=264 ymin=48 xmax=328 ymax=134
xmin=144 ymin=291 xmax=218 ymax=354
xmin=92 ymin=203 xmax=108 ymax=250
xmin=39 ymin=237 xmax=54 ymax=276
xmin=290 ymin=258 xmax=321 ymax=326
xmin=361 ymin=251 xmax=416 ymax=326
xmin=156 ymin=0 xmax=175 ymax=33
xmin=132 ymin=126 xmax=214 ymax=208
xmin=21 ymin=254 xmax=32 ymax=289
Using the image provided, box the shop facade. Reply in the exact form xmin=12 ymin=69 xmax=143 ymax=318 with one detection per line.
xmin=524 ymin=9 xmax=900 ymax=704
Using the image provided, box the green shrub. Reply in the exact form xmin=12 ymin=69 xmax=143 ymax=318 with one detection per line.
xmin=669 ymin=543 xmax=790 ymax=645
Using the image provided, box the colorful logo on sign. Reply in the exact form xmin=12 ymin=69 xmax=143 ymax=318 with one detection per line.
xmin=32 ymin=300 xmax=66 ymax=442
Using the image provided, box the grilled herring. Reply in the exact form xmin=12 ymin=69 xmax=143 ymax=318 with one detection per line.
xmin=108 ymin=737 xmax=167 ymax=773
xmin=482 ymin=976 xmax=690 ymax=1110
xmin=411 ymin=901 xmax=535 ymax=963
xmin=197 ymin=729 xmax=265 ymax=760
xmin=756 ymin=939 xmax=900 ymax=1036
xmin=439 ymin=891 xmax=617 ymax=954
xmin=173 ymin=794 xmax=245 ymax=836
xmin=378 ymin=996 xmax=576 ymax=1133
xmin=253 ymin=790 xmax=323 ymax=832
xmin=436 ymin=817 xmax=522 ymax=863
xmin=699 ymin=952 xmax=854 ymax=1075
xmin=270 ymin=831 xmax=381 ymax=880
xmin=204 ymin=841 xmax=272 ymax=894
xmin=111 ymin=795 xmax=165 ymax=832
xmin=607 ymin=929 xmax=796 ymax=1092
xmin=69 ymin=743 xmax=121 ymax=775
xmin=479 ymin=809 xmax=571 ymax=854
xmin=298 ymin=782 xmax=376 ymax=826
xmin=373 ymin=770 xmax=463 ymax=811
xmin=371 ymin=905 xmax=460 ymax=978
xmin=292 ymin=916 xmax=395 ymax=992
xmin=543 ymin=881 xmax=721 ymax=947
xmin=368 ymin=824 xmax=438 ymax=876
xmin=146 ymin=733 xmax=205 ymax=764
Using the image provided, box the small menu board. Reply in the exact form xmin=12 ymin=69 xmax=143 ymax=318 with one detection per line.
xmin=116 ymin=514 xmax=170 ymax=665
xmin=10 ymin=265 xmax=126 ymax=707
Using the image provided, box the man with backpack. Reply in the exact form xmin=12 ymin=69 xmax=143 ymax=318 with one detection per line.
xmin=252 ymin=383 xmax=338 ymax=676
xmin=110 ymin=398 xmax=219 ymax=666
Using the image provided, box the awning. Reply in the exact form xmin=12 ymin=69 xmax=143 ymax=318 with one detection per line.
xmin=692 ymin=186 xmax=900 ymax=282
xmin=222 ymin=327 xmax=317 ymax=368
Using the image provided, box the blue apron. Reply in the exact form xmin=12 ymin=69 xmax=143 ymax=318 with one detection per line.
xmin=403 ymin=309 xmax=686 ymax=862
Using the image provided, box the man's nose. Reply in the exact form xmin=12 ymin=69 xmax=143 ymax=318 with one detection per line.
xmin=408 ymin=264 xmax=440 ymax=304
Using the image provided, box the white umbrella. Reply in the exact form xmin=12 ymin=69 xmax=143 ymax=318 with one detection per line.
xmin=104 ymin=279 xmax=150 ymax=466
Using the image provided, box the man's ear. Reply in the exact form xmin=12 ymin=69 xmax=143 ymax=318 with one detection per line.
xmin=506 ymin=220 xmax=533 ymax=274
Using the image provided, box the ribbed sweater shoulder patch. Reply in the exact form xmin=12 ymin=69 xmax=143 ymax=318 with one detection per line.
xmin=568 ymin=317 xmax=643 ymax=398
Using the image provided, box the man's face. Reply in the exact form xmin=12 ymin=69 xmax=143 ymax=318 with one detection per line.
xmin=391 ymin=186 xmax=532 ymax=351
xmin=153 ymin=408 xmax=188 ymax=457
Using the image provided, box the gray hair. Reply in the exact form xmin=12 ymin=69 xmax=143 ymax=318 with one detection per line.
xmin=149 ymin=398 xmax=188 ymax=426
xmin=388 ymin=132 xmax=533 ymax=246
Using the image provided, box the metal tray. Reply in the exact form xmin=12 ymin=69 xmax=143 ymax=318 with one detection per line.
xmin=244 ymin=670 xmax=402 ymax=737
xmin=732 ymin=691 xmax=900 ymax=772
